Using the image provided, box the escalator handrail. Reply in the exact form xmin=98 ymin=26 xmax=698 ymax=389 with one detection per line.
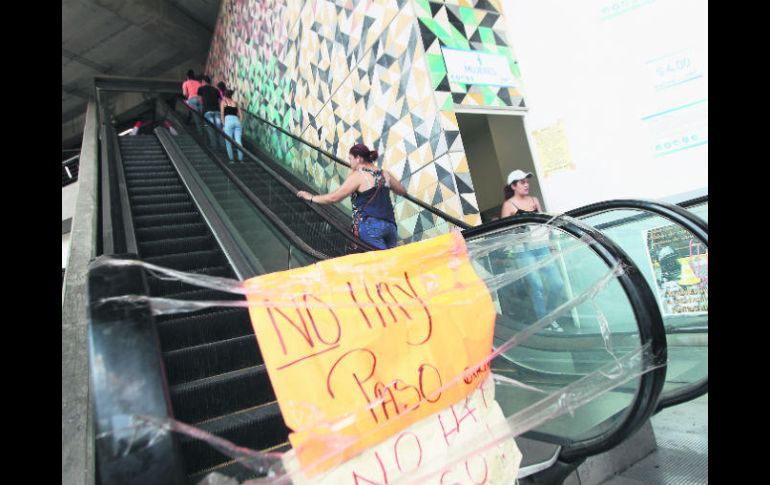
xmin=98 ymin=103 xmax=139 ymax=256
xmin=677 ymin=194 xmax=708 ymax=209
xmin=87 ymin=255 xmax=187 ymax=485
xmin=563 ymin=198 xmax=708 ymax=413
xmin=462 ymin=213 xmax=668 ymax=462
xmin=169 ymin=101 xmax=379 ymax=253
xmin=565 ymin=198 xmax=708 ymax=245
xmin=227 ymin=101 xmax=473 ymax=230
xmin=109 ymin=123 xmax=139 ymax=255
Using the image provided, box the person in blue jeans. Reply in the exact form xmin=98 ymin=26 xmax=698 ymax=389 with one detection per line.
xmin=501 ymin=169 xmax=566 ymax=332
xmin=296 ymin=143 xmax=407 ymax=250
xmin=219 ymin=89 xmax=243 ymax=162
xmin=197 ymin=75 xmax=223 ymax=149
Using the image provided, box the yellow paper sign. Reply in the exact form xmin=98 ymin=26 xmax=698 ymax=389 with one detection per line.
xmin=244 ymin=232 xmax=495 ymax=474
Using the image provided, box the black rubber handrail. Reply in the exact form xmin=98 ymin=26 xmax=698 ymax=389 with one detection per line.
xmin=678 ymin=194 xmax=708 ymax=209
xmin=207 ymin=99 xmax=472 ymax=230
xmin=109 ymin=123 xmax=139 ymax=255
xmin=564 ymin=199 xmax=708 ymax=413
xmin=566 ymin=198 xmax=708 ymax=237
xmin=169 ymin=100 xmax=378 ymax=254
xmin=88 ymin=254 xmax=187 ymax=485
xmin=463 ymin=213 xmax=667 ymax=468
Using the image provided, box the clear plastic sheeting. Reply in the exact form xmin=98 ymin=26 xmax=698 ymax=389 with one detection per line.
xmin=95 ymin=345 xmax=659 ymax=485
xmin=91 ymin=225 xmax=662 ymax=484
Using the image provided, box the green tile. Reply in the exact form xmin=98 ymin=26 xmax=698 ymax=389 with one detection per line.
xmin=479 ymin=27 xmax=495 ymax=45
xmin=459 ymin=7 xmax=477 ymax=25
xmin=427 ymin=52 xmax=447 ymax=75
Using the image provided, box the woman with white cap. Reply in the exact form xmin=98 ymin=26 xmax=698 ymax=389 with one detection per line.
xmin=500 ymin=169 xmax=565 ymax=332
xmin=501 ymin=169 xmax=542 ymax=217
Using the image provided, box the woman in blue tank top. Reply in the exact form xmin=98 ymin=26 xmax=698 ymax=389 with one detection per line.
xmin=296 ymin=143 xmax=407 ymax=249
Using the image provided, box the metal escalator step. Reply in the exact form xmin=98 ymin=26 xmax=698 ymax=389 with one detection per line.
xmin=139 ymin=234 xmax=216 ymax=258
xmin=136 ymin=223 xmax=209 ymax=242
xmin=148 ymin=264 xmax=233 ymax=297
xmin=124 ymin=168 xmax=178 ymax=176
xmin=170 ymin=365 xmax=275 ymax=424
xmin=130 ymin=193 xmax=190 ymax=205
xmin=144 ymin=249 xmax=226 ymax=271
xmin=129 ymin=185 xmax=187 ymax=197
xmin=133 ymin=212 xmax=201 ymax=228
xmin=164 ymin=334 xmax=263 ymax=385
xmin=180 ymin=402 xmax=288 ymax=477
xmin=161 ymin=286 xmax=242 ymax=303
xmin=131 ymin=201 xmax=197 ymax=217
xmin=128 ymin=177 xmax=181 ymax=187
xmin=156 ymin=308 xmax=253 ymax=351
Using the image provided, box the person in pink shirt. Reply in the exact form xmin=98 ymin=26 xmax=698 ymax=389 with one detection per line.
xmin=182 ymin=69 xmax=202 ymax=113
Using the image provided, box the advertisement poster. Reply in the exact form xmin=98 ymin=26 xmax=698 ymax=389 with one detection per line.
xmin=643 ymin=223 xmax=708 ymax=316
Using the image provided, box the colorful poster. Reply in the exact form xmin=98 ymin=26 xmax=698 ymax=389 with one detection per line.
xmin=643 ymin=223 xmax=708 ymax=316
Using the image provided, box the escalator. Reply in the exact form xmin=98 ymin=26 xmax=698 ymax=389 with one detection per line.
xmin=88 ymin=84 xmax=702 ymax=484
xmin=113 ymin=134 xmax=290 ymax=482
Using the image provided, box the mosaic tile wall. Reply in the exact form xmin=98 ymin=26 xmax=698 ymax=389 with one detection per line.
xmin=206 ymin=0 xmax=527 ymax=241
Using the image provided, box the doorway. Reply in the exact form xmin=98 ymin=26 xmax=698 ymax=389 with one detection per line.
xmin=456 ymin=112 xmax=542 ymax=223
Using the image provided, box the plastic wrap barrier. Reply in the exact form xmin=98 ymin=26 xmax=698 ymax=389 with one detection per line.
xmin=90 ymin=226 xmax=660 ymax=484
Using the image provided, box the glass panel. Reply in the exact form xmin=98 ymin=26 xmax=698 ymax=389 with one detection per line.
xmin=164 ymin=115 xmax=315 ymax=274
xmin=466 ymin=224 xmax=644 ymax=442
xmin=687 ymin=201 xmax=708 ymax=222
xmin=578 ymin=209 xmax=707 ymax=400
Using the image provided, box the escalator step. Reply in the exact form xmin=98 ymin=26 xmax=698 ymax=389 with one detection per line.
xmin=130 ymin=193 xmax=190 ymax=206
xmin=133 ymin=212 xmax=201 ymax=228
xmin=136 ymin=223 xmax=209 ymax=242
xmin=164 ymin=334 xmax=263 ymax=385
xmin=129 ymin=185 xmax=187 ymax=197
xmin=131 ymin=201 xmax=197 ymax=217
xmin=179 ymin=402 xmax=288 ymax=476
xmin=144 ymin=249 xmax=226 ymax=271
xmin=148 ymin=264 xmax=233 ymax=297
xmin=124 ymin=169 xmax=178 ymax=177
xmin=139 ymin=234 xmax=216 ymax=258
xmin=170 ymin=365 xmax=275 ymax=424
xmin=128 ymin=177 xmax=181 ymax=187
xmin=156 ymin=307 xmax=253 ymax=351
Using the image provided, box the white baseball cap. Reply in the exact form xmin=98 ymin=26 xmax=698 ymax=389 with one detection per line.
xmin=507 ymin=169 xmax=533 ymax=185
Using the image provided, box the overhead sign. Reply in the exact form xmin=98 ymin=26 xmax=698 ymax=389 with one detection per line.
xmin=442 ymin=47 xmax=517 ymax=87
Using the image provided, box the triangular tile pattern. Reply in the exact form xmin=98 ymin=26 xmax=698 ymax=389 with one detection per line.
xmin=205 ymin=0 xmax=485 ymax=240
xmin=413 ymin=0 xmax=526 ymax=109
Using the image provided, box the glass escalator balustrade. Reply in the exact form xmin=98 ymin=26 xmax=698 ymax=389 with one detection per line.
xmin=577 ymin=207 xmax=707 ymax=403
xmin=467 ymin=224 xmax=646 ymax=443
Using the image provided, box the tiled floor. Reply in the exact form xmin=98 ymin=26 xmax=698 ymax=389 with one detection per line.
xmin=601 ymin=394 xmax=708 ymax=484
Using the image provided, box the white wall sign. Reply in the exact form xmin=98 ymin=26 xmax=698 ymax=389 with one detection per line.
xmin=443 ymin=47 xmax=517 ymax=87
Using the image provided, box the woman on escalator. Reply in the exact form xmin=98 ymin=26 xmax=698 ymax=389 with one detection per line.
xmin=296 ymin=143 xmax=407 ymax=250
xmin=220 ymin=89 xmax=244 ymax=162
xmin=501 ymin=170 xmax=566 ymax=332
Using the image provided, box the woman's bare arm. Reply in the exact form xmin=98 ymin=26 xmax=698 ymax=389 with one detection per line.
xmin=385 ymin=170 xmax=407 ymax=196
xmin=501 ymin=199 xmax=517 ymax=218
xmin=297 ymin=172 xmax=362 ymax=204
